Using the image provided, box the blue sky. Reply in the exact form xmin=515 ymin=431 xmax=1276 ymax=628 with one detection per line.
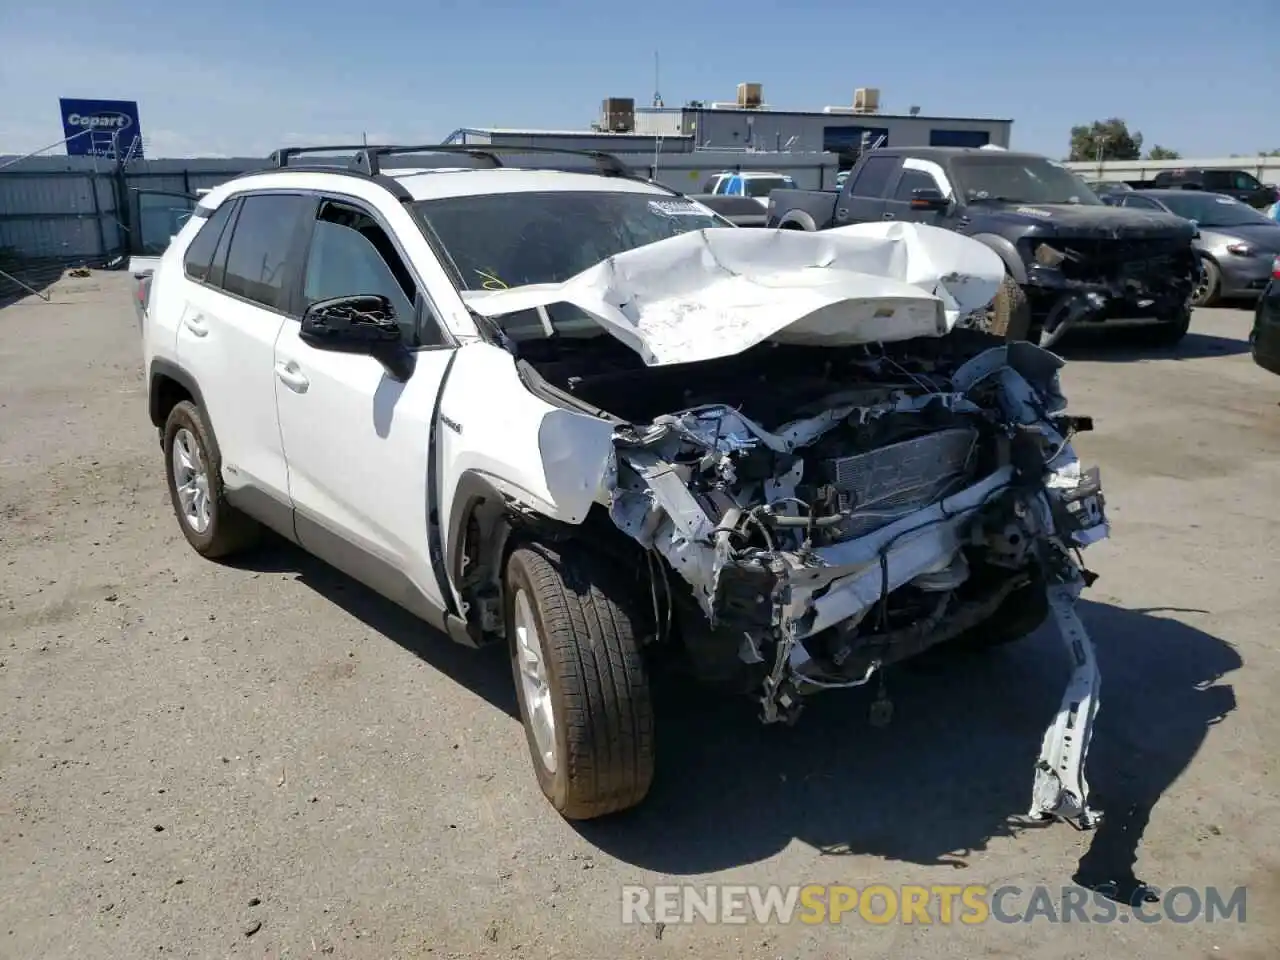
xmin=2 ymin=0 xmax=1276 ymax=160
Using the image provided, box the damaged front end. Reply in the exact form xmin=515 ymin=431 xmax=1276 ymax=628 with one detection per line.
xmin=1022 ymin=232 xmax=1198 ymax=348
xmin=606 ymin=339 xmax=1110 ymax=829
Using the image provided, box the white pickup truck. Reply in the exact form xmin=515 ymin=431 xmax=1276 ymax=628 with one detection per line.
xmin=136 ymin=143 xmax=1111 ymax=826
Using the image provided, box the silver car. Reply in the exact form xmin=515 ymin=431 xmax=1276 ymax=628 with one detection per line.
xmin=1117 ymin=189 xmax=1280 ymax=306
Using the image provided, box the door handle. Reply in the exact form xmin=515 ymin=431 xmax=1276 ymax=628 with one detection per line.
xmin=882 ymin=212 xmax=896 ymax=220
xmin=184 ymin=313 xmax=208 ymax=337
xmin=274 ymin=360 xmax=310 ymax=393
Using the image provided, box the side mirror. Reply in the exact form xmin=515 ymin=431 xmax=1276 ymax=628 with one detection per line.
xmin=299 ymin=294 xmax=415 ymax=382
xmin=909 ymin=188 xmax=949 ymax=210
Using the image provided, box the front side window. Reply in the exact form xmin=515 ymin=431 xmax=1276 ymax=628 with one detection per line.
xmin=220 ymin=194 xmax=311 ymax=310
xmin=302 ymin=200 xmax=421 ymax=343
xmin=893 ymin=169 xmax=941 ymax=201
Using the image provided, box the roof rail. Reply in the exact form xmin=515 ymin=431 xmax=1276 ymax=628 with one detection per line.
xmin=269 ymin=144 xmax=392 ymax=168
xmin=349 ymin=143 xmax=636 ymax=178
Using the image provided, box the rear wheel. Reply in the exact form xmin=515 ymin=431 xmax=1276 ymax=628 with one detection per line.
xmin=986 ymin=273 xmax=1032 ymax=341
xmin=505 ymin=543 xmax=655 ymax=820
xmin=162 ymin=401 xmax=260 ymax=558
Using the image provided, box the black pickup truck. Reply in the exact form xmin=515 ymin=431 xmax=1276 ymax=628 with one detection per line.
xmin=767 ymin=147 xmax=1200 ymax=347
xmin=1126 ymin=168 xmax=1279 ymax=209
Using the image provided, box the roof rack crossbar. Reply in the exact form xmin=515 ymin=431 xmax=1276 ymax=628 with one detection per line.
xmin=350 ymin=143 xmax=635 ymax=178
xmin=269 ymin=144 xmax=395 ymax=168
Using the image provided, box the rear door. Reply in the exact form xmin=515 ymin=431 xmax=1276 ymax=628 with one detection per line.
xmin=836 ymin=154 xmax=900 ymax=225
xmin=175 ymin=191 xmax=311 ymax=506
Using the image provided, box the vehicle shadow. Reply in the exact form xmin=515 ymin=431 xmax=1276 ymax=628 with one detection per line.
xmin=575 ymin=600 xmax=1239 ymax=902
xmin=220 ymin=537 xmax=1240 ymax=901
xmin=223 ymin=534 xmax=519 ymax=718
xmin=1056 ymin=325 xmax=1250 ymax=361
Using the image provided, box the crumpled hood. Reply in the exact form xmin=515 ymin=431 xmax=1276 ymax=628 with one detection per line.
xmin=462 ymin=222 xmax=1005 ymax=366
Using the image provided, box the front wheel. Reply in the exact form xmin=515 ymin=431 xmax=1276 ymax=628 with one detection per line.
xmin=504 ymin=543 xmax=655 ymax=820
xmin=1192 ymin=258 xmax=1220 ymax=308
xmin=1144 ymin=307 xmax=1192 ymax=347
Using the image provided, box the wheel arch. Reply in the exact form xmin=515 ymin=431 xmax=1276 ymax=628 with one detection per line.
xmin=968 ymin=233 xmax=1028 ymax=284
xmin=445 ymin=472 xmax=650 ymax=644
xmin=148 ymin=358 xmax=206 ymax=430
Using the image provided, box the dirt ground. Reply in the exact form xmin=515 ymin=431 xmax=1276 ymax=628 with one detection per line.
xmin=2 ymin=272 xmax=1279 ymax=960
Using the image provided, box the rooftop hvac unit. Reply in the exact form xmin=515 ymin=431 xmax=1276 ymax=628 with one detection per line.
xmin=853 ymin=88 xmax=881 ymax=113
xmin=737 ymin=82 xmax=763 ymax=108
xmin=601 ymin=97 xmax=635 ymax=132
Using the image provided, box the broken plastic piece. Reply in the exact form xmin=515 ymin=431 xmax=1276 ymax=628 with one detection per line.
xmin=1027 ymin=583 xmax=1102 ymax=830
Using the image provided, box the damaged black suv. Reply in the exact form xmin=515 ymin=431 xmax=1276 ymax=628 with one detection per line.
xmin=768 ymin=147 xmax=1200 ymax=347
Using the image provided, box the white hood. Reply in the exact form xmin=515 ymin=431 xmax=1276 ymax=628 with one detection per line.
xmin=462 ymin=221 xmax=1005 ymax=367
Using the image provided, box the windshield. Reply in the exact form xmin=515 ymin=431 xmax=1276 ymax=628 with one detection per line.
xmin=1157 ymin=193 xmax=1274 ymax=227
xmin=413 ymin=190 xmax=728 ymax=291
xmin=951 ymin=156 xmax=1103 ymax=205
xmin=743 ymin=176 xmax=795 ymax=198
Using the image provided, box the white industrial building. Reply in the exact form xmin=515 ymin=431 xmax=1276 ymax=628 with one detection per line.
xmin=445 ymin=82 xmax=1013 ymax=165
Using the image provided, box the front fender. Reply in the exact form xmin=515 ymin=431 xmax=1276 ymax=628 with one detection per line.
xmin=435 ymin=342 xmax=616 ymax=601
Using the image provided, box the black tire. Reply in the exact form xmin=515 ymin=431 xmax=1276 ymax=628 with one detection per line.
xmin=504 ymin=542 xmax=655 ymax=820
xmin=1145 ymin=307 xmax=1193 ymax=347
xmin=162 ymin=400 xmax=260 ymax=559
xmin=948 ymin=577 xmax=1050 ymax=652
xmin=1192 ymin=258 xmax=1220 ymax=308
xmin=987 ymin=273 xmax=1032 ymax=341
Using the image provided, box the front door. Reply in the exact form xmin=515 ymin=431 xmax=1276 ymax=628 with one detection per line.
xmin=272 ymin=196 xmax=456 ymax=618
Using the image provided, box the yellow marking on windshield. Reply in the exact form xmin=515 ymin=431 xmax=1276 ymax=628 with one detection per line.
xmin=474 ymin=269 xmax=508 ymax=290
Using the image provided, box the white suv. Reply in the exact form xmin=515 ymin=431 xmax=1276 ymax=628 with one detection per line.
xmin=140 ymin=144 xmax=1112 ymax=828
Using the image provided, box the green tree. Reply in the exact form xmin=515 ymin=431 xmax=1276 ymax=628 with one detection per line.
xmin=1068 ymin=119 xmax=1143 ymax=162
xmin=1261 ymin=149 xmax=1280 ymax=157
xmin=1147 ymin=145 xmax=1181 ymax=160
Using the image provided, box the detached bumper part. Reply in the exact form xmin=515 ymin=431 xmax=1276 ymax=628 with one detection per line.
xmin=1028 ymin=582 xmax=1101 ymax=829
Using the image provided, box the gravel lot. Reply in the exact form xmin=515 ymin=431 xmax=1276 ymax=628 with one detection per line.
xmin=2 ymin=272 xmax=1279 ymax=959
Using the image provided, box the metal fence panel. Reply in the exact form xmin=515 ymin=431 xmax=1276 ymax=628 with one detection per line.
xmin=0 ymin=169 xmax=119 ymax=263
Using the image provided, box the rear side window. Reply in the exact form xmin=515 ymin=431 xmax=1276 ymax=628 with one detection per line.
xmin=207 ymin=199 xmax=241 ymax=289
xmin=848 ymin=156 xmax=899 ymax=198
xmin=1152 ymin=171 xmax=1177 ymax=185
xmin=182 ymin=202 xmax=235 ymax=282
xmin=220 ymin=194 xmax=311 ymax=310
